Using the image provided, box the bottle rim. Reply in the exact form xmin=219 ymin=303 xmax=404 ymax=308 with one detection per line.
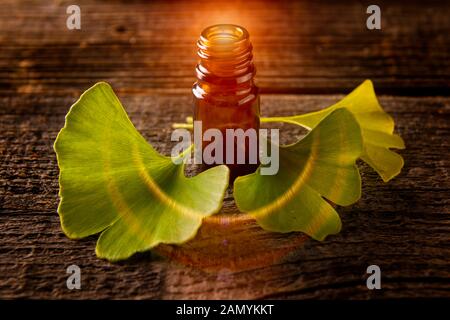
xmin=199 ymin=24 xmax=250 ymax=49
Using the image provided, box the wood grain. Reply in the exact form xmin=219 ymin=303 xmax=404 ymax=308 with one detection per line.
xmin=1 ymin=93 xmax=449 ymax=299
xmin=0 ymin=0 xmax=449 ymax=95
xmin=1 ymin=0 xmax=449 ymax=300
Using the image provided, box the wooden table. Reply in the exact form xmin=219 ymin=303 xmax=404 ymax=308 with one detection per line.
xmin=1 ymin=0 xmax=449 ymax=299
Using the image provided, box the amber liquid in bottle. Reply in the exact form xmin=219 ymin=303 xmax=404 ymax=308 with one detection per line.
xmin=193 ymin=24 xmax=260 ymax=179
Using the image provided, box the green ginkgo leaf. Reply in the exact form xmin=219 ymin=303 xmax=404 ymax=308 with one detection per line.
xmin=234 ymin=108 xmax=363 ymax=240
xmin=262 ymin=80 xmax=405 ymax=182
xmin=54 ymin=82 xmax=229 ymax=261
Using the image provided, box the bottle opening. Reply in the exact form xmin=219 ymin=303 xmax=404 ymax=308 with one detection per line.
xmin=200 ymin=24 xmax=249 ymax=47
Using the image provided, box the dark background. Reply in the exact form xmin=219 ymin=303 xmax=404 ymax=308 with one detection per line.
xmin=0 ymin=0 xmax=449 ymax=299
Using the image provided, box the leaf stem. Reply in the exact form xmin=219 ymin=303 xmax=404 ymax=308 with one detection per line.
xmin=172 ymin=123 xmax=194 ymax=130
xmin=260 ymin=117 xmax=312 ymax=131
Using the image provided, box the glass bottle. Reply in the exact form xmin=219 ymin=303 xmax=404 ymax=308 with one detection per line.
xmin=193 ymin=24 xmax=260 ymax=179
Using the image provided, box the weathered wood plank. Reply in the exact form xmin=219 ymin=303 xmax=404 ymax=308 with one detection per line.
xmin=0 ymin=0 xmax=449 ymax=95
xmin=1 ymin=93 xmax=449 ymax=299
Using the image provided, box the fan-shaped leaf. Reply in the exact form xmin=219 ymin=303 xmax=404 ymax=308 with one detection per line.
xmin=234 ymin=109 xmax=362 ymax=240
xmin=262 ymin=80 xmax=404 ymax=182
xmin=54 ymin=82 xmax=229 ymax=261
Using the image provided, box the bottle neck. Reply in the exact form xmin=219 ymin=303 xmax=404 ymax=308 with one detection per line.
xmin=193 ymin=25 xmax=257 ymax=102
